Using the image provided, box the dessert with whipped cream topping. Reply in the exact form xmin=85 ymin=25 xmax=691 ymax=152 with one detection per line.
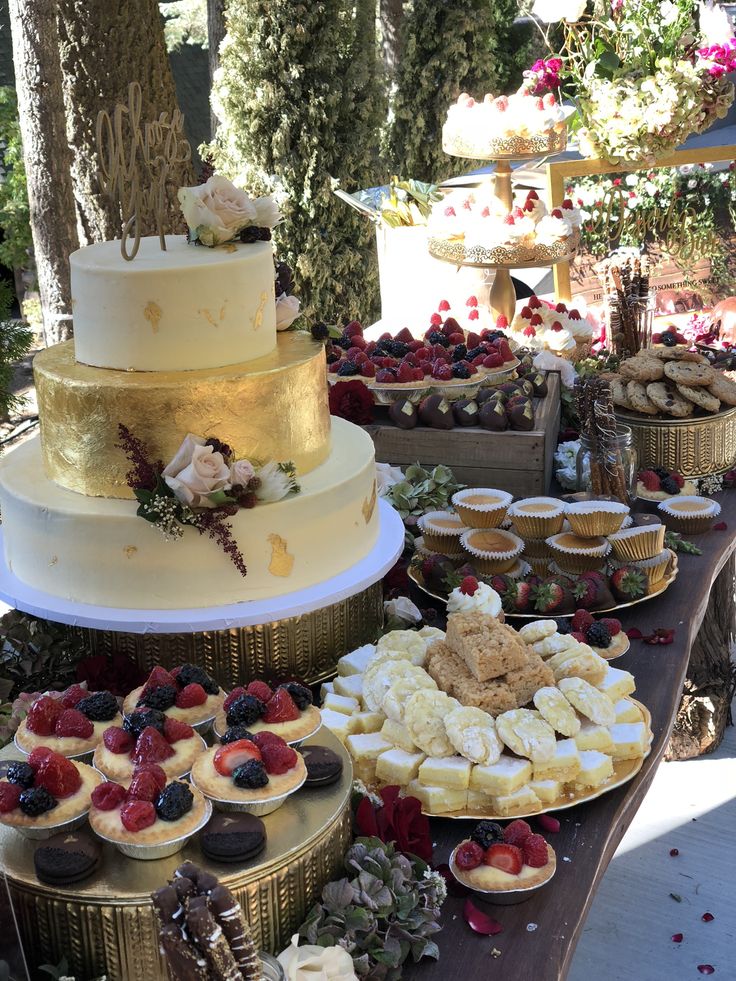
xmin=507 ymin=292 xmax=594 ymax=358
xmin=447 ymin=576 xmax=503 ymax=619
xmin=443 ymin=90 xmax=569 ymax=158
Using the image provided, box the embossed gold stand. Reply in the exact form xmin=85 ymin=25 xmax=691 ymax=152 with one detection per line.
xmin=0 ymin=730 xmax=353 ymax=980
xmin=616 ymin=406 xmax=736 ymax=478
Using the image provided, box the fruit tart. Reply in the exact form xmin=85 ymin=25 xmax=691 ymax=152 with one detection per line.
xmin=88 ymin=764 xmax=210 ymax=860
xmin=15 ymin=686 xmax=122 ymax=759
xmin=451 ymin=819 xmax=556 ymax=903
xmin=213 ymin=681 xmax=321 ymax=745
xmin=93 ymin=710 xmax=206 ymax=782
xmin=191 ymin=732 xmax=307 ymax=816
xmin=0 ymin=747 xmax=103 ymax=839
xmin=123 ymin=664 xmax=224 ymax=732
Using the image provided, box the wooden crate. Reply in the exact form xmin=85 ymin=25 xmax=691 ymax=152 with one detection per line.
xmin=364 ymin=372 xmax=561 ymax=496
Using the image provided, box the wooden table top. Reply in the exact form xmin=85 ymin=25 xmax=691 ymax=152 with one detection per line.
xmin=405 ymin=493 xmax=735 ymax=981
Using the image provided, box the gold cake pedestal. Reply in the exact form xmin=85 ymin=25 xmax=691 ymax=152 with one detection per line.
xmin=0 ymin=730 xmax=352 ymax=980
xmin=616 ymin=405 xmax=736 ymax=478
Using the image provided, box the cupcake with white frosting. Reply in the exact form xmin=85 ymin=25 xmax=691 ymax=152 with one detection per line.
xmin=447 ymin=577 xmax=503 ymax=619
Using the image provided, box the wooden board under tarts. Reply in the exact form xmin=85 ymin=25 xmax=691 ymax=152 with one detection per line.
xmin=0 ymin=729 xmax=352 ymax=981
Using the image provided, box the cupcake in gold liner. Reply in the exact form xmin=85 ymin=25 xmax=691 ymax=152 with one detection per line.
xmin=517 ymin=536 xmax=553 ymax=559
xmin=565 ymin=500 xmax=629 ymax=538
xmin=607 ymin=523 xmax=666 ymax=561
xmin=630 ymin=549 xmax=673 ymax=589
xmin=657 ymin=496 xmax=721 ymax=536
xmin=527 ymin=556 xmax=551 ymax=578
xmin=417 ymin=511 xmax=466 ymax=557
xmin=507 ymin=497 xmax=565 ymax=538
xmin=546 ymin=533 xmax=611 ymax=573
xmin=460 ymin=528 xmax=524 ymax=574
xmin=506 ymin=559 xmax=531 ymax=580
xmin=451 ymin=488 xmax=513 ymax=529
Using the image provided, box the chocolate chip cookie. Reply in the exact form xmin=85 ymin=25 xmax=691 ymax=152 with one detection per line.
xmin=663 ymin=360 xmax=715 ymax=387
xmin=626 ymin=380 xmax=658 ymax=415
xmin=708 ymin=371 xmax=736 ymax=406
xmin=610 ymin=375 xmax=635 ymax=411
xmin=619 ymin=356 xmax=664 ymax=383
xmin=677 ymin=383 xmax=720 ymax=413
xmin=646 ymin=382 xmax=694 ymax=417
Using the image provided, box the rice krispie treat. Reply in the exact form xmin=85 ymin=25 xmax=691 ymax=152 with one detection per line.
xmin=452 ymin=673 xmax=519 ymax=716
xmin=426 ymin=643 xmax=467 ymax=694
xmin=504 ymin=654 xmax=554 ymax=706
xmin=445 ymin=613 xmax=528 ymax=681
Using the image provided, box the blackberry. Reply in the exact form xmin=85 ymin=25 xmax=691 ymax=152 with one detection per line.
xmin=275 ymin=261 xmax=293 ymax=296
xmin=279 ymin=682 xmax=313 ymax=710
xmin=660 ymin=331 xmax=677 ymax=347
xmin=326 ymin=352 xmax=340 ymax=365
xmin=452 ymin=363 xmax=471 ymax=379
xmin=176 ymin=664 xmax=219 ymax=696
xmin=451 ymin=343 xmax=468 ymax=363
xmin=373 ymin=340 xmax=390 ymax=356
xmin=137 ymin=685 xmax=177 ymax=712
xmin=257 ymin=227 xmax=272 ymax=242
xmin=205 ymin=437 xmax=233 ymax=458
xmin=486 ymin=330 xmax=505 ymax=342
xmin=586 ymin=622 xmax=611 ymax=648
xmin=652 ymin=466 xmax=670 ymax=479
xmin=660 ymin=475 xmax=680 ymax=495
xmin=123 ymin=708 xmax=166 ymax=739
xmin=466 ymin=346 xmax=485 ymax=360
xmin=239 ymin=225 xmax=260 ymax=244
xmin=311 ymin=322 xmax=330 ymax=342
xmin=226 ymin=695 xmax=265 ymax=728
xmin=155 ymin=782 xmax=194 ymax=821
xmin=427 ymin=331 xmax=449 ymax=347
xmin=386 ymin=340 xmax=409 ymax=358
xmin=232 ymin=759 xmax=269 ymax=790
xmin=337 ymin=360 xmax=359 ymax=376
xmin=6 ymin=761 xmax=34 ymax=788
xmin=470 ymin=820 xmax=504 ymax=849
xmin=75 ymin=691 xmax=119 ymax=722
xmin=221 ymin=725 xmax=256 ymax=745
xmin=555 ymin=618 xmax=573 ymax=635
xmin=332 ymin=336 xmax=352 ymax=351
xmin=19 ymin=787 xmax=57 ymax=817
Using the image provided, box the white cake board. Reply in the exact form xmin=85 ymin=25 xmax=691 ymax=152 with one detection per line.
xmin=0 ymin=499 xmax=405 ymax=634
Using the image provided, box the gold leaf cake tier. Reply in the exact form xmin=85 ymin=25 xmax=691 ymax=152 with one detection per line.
xmin=35 ymin=331 xmax=330 ymax=498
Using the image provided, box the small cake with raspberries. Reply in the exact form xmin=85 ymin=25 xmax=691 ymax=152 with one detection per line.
xmin=0 ymin=747 xmax=103 ymax=837
xmin=442 ymin=89 xmax=568 ymax=158
xmin=191 ymin=733 xmax=307 ymax=815
xmin=213 ymin=680 xmax=321 ymax=745
xmin=88 ymin=764 xmax=210 ymax=859
xmin=636 ymin=467 xmax=697 ymax=502
xmin=123 ymin=664 xmax=224 ymax=732
xmin=93 ymin=710 xmax=206 ymax=782
xmin=451 ymin=818 xmax=556 ymax=898
xmin=14 ymin=685 xmax=122 ymax=758
xmin=569 ymin=610 xmax=629 ymax=660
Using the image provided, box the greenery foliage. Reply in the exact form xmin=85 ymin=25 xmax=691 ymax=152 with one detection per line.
xmin=0 ymin=281 xmax=33 ymax=419
xmin=0 ymin=87 xmax=32 ymax=273
xmin=159 ymin=0 xmax=208 ymax=50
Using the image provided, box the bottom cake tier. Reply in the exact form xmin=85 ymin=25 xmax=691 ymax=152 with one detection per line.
xmin=0 ymin=417 xmax=379 ymax=608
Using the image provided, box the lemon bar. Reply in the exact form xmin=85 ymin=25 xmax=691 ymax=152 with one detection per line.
xmin=320 ymin=708 xmax=356 ymax=744
xmin=376 ymin=748 xmax=426 ymax=784
xmin=493 ymin=784 xmax=542 ymax=816
xmin=575 ymin=750 xmax=614 ymax=789
xmin=352 ymin=711 xmax=385 ymax=734
xmin=574 ymin=720 xmax=613 ymax=753
xmin=323 ymin=692 xmax=360 ymax=715
xmin=334 ymin=674 xmax=364 ymax=704
xmin=381 ymin=718 xmax=418 ymax=753
xmin=530 ymin=778 xmax=562 ymax=803
xmin=614 ymin=698 xmax=643 ymax=724
xmin=532 ymin=738 xmax=581 ymax=781
xmin=466 ymin=788 xmax=495 ymax=811
xmin=596 ymin=666 xmax=636 ymax=703
xmin=469 ymin=754 xmax=532 ymax=796
xmin=353 ymin=760 xmax=378 ymax=784
xmin=406 ymin=779 xmax=466 ymax=814
xmin=609 ymin=722 xmax=648 ymax=760
xmin=418 ymin=755 xmax=473 ymax=790
xmin=346 ymin=732 xmax=392 ymax=762
xmin=337 ymin=644 xmax=377 ymax=676
xmin=320 ymin=681 xmax=335 ymax=700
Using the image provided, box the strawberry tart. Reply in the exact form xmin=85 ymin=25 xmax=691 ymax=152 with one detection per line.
xmin=442 ymin=90 xmax=569 ymax=158
xmin=123 ymin=664 xmax=224 ymax=732
xmin=213 ymin=681 xmax=321 ymax=745
xmin=93 ymin=712 xmax=206 ymax=782
xmin=451 ymin=818 xmax=556 ymax=900
xmin=15 ymin=685 xmax=122 ymax=758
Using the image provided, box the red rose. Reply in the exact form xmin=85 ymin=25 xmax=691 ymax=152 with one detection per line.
xmin=355 ymin=785 xmax=433 ymax=862
xmin=76 ymin=653 xmax=146 ymax=696
xmin=328 ymin=380 xmax=374 ymax=425
xmin=383 ymin=558 xmax=410 ymax=597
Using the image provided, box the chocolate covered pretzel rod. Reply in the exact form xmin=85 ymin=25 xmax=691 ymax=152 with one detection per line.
xmin=186 ymin=905 xmax=243 ymax=981
xmin=210 ymin=885 xmax=260 ymax=981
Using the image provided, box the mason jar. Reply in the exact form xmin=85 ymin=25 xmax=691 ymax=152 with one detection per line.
xmin=576 ymin=425 xmax=638 ymax=505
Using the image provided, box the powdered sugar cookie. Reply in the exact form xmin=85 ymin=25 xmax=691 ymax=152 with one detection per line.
xmin=552 ymin=651 xmax=608 ymax=686
xmin=404 ymin=689 xmax=460 ymax=757
xmin=532 ymin=633 xmax=578 ymax=658
xmin=382 ymin=670 xmax=437 ymax=723
xmin=558 ymin=677 xmax=616 ymax=726
xmin=445 ymin=705 xmax=503 ymax=765
xmin=495 ymin=708 xmax=557 ymax=763
xmin=518 ymin=619 xmax=557 ymax=644
xmin=533 ymin=686 xmax=581 ymax=737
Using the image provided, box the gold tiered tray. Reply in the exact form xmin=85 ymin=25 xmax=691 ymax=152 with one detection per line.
xmin=428 ymin=231 xmax=580 ymax=270
xmin=0 ymin=730 xmax=352 ymax=980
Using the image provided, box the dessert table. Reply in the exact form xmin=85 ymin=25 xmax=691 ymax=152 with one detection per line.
xmin=406 ymin=493 xmax=736 ymax=981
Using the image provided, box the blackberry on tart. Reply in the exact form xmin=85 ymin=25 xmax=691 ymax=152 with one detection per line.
xmin=123 ymin=664 xmax=224 ymax=731
xmin=93 ymin=714 xmax=206 ymax=783
xmin=213 ymin=680 xmax=321 ymax=744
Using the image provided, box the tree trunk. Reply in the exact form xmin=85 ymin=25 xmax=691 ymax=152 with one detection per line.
xmin=56 ymin=0 xmax=195 ymax=244
xmin=207 ymin=0 xmax=226 ymax=138
xmin=379 ymin=0 xmax=404 ymax=78
xmin=9 ymin=0 xmax=78 ymax=346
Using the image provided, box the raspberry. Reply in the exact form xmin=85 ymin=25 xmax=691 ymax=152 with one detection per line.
xmin=430 ymin=312 xmax=443 ymax=325
xmin=26 ymin=695 xmax=64 ymax=736
xmin=670 ymin=471 xmax=685 ymax=488
xmin=360 ymin=361 xmax=376 ymax=378
xmin=522 ymin=833 xmax=550 ymax=868
xmin=601 ymin=617 xmax=622 ymax=637
xmin=163 ymin=718 xmax=195 ymax=743
xmin=639 ymin=469 xmax=661 ymax=491
xmin=529 ymin=313 xmax=543 ymax=326
xmin=484 ymin=842 xmax=523 ymax=874
xmin=496 ymin=314 xmax=509 ymax=328
xmin=175 ymin=683 xmax=207 ymax=708
xmin=61 ymin=684 xmax=87 ymax=708
xmin=142 ymin=666 xmax=176 ymax=692
xmin=262 ymin=689 xmax=299 ymax=724
xmin=131 ymin=726 xmax=175 ymax=765
xmin=459 ymin=576 xmax=479 ymax=596
xmin=551 ymin=208 xmax=563 ymax=218
xmin=120 ymin=799 xmax=156 ymax=833
xmin=223 ymin=686 xmax=247 ymax=712
xmin=528 ymin=296 xmax=542 ymax=309
xmin=438 ymin=299 xmax=451 ymax=312
xmin=126 ymin=770 xmax=162 ymax=802
xmin=503 ymin=819 xmax=533 ymax=846
xmin=571 ymin=609 xmax=595 ymax=633
xmin=550 ymin=320 xmax=563 ymax=332
xmin=454 ymin=840 xmax=484 ymax=870
xmin=214 ymin=738 xmax=262 ymax=776
xmin=520 ymin=306 xmax=532 ymax=319
xmin=35 ymin=754 xmax=82 ymax=799
xmin=260 ymin=739 xmax=297 ymax=775
xmin=571 ymin=631 xmax=587 ymax=643
xmin=652 ymin=332 xmax=662 ymax=344
xmin=134 ymin=763 xmax=167 ymax=791
xmin=27 ymin=746 xmax=53 ymax=772
xmin=251 ymin=731 xmax=282 ymax=750
xmin=523 ymin=325 xmax=536 ymax=338
xmin=344 ymin=320 xmax=363 ymax=338
xmin=0 ymin=782 xmax=22 ymax=813
xmin=54 ymin=708 xmax=94 ymax=739
xmin=91 ymin=781 xmax=127 ymax=811
xmin=103 ymin=726 xmax=134 ymax=754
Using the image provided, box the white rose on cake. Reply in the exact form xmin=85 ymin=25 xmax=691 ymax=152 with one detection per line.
xmin=275 ymin=293 xmax=301 ymax=331
xmin=163 ymin=434 xmax=231 ymax=508
xmin=254 ymin=195 xmax=282 ymax=228
xmin=230 ymin=458 xmax=256 ymax=488
xmin=178 ymin=175 xmax=257 ymax=246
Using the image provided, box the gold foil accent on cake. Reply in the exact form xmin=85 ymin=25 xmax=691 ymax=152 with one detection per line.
xmin=198 ymin=305 xmax=227 ymax=328
xmin=143 ymin=301 xmax=162 ymax=333
xmin=35 ymin=332 xmax=331 ymax=499
xmin=221 ymin=243 xmax=237 ymax=253
xmin=362 ymin=482 xmax=377 ymax=524
xmin=123 ymin=546 xmax=137 ymax=558
xmin=251 ymin=291 xmax=268 ymax=330
xmin=49 ymin=555 xmax=58 ymax=566
xmin=268 ymin=533 xmax=294 ymax=577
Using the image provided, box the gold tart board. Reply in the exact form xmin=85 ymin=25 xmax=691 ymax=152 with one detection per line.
xmin=0 ymin=729 xmax=352 ymax=981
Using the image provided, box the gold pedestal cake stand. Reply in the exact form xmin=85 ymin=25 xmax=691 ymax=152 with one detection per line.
xmin=616 ymin=405 xmax=736 ymax=478
xmin=0 ymin=731 xmax=352 ymax=980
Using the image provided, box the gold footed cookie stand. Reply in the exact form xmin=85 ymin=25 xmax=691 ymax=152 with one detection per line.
xmin=617 ymin=405 xmax=736 ymax=478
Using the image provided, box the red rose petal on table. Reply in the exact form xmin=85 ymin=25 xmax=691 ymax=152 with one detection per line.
xmin=537 ymin=814 xmax=560 ymax=834
xmin=713 ymin=522 xmax=727 ymax=531
xmin=626 ymin=627 xmax=644 ymax=640
xmin=463 ymin=898 xmax=504 ymax=935
xmin=702 ymin=912 xmax=715 ymax=922
xmin=697 ymin=966 xmax=715 ymax=975
xmin=671 ymin=933 xmax=683 ymax=943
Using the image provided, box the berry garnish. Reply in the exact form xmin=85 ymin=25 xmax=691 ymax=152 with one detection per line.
xmin=74 ymin=690 xmax=119 ymax=722
xmin=585 ymin=621 xmax=611 ymax=648
xmin=54 ymin=708 xmax=94 ymax=739
xmin=142 ymin=666 xmax=177 ymax=691
xmin=470 ymin=820 xmax=504 ymax=849
xmin=103 ymin=726 xmax=135 ymax=754
xmin=155 ymin=782 xmax=194 ymax=821
xmin=134 ymin=763 xmax=167 ymax=791
xmin=223 ymin=687 xmax=247 ymax=712
xmin=278 ymin=682 xmax=312 ymax=711
xmin=120 ymin=799 xmax=156 ymax=832
xmin=174 ymin=664 xmax=219 ymax=696
xmin=91 ymin=781 xmax=127 ymax=811
xmin=455 ymin=840 xmax=484 ymax=871
xmin=131 ymin=726 xmax=176 ymax=765
xmin=27 ymin=746 xmax=53 ymax=772
xmin=35 ymin=754 xmax=82 ymax=798
xmin=138 ymin=685 xmax=177 ymax=711
xmin=522 ymin=833 xmax=550 ymax=868
xmin=260 ymin=739 xmax=297 ymax=775
xmin=251 ymin=731 xmax=283 ymax=749
xmin=232 ymin=759 xmax=269 ymax=790
xmin=61 ymin=684 xmax=87 ymax=709
xmin=221 ymin=725 xmax=256 ymax=745
xmin=226 ymin=695 xmax=265 ymax=728
xmin=25 ymin=695 xmax=64 ymax=736
xmin=459 ymin=576 xmax=479 ymax=596
xmin=214 ymin=738 xmax=262 ymax=776
xmin=175 ymin=683 xmax=208 ymax=709
xmin=123 ymin=708 xmax=166 ymax=739
xmin=638 ymin=469 xmax=661 ymax=492
xmin=503 ymin=819 xmax=533 ymax=846
xmin=6 ymin=761 xmax=35 ymax=788
xmin=262 ymin=689 xmax=300 ymax=724
xmin=19 ymin=786 xmax=58 ymax=817
xmin=484 ymin=842 xmax=523 ymax=874
xmin=127 ymin=769 xmax=163 ymax=802
xmin=601 ymin=617 xmax=621 ymax=637
xmin=246 ymin=680 xmax=274 ymax=703
xmin=163 ymin=718 xmax=195 ymax=744
xmin=571 ymin=608 xmax=595 ymax=633
xmin=0 ymin=782 xmax=22 ymax=813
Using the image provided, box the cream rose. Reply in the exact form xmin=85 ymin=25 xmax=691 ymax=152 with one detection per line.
xmin=178 ymin=175 xmax=257 ymax=247
xmin=278 ymin=934 xmax=357 ymax=981
xmin=230 ymin=458 xmax=256 ymax=488
xmin=254 ymin=195 xmax=282 ymax=228
xmin=375 ymin=462 xmax=405 ymax=497
xmin=275 ymin=293 xmax=301 ymax=331
xmin=162 ymin=434 xmax=231 ymax=508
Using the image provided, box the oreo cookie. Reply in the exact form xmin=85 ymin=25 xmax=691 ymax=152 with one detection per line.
xmin=200 ymin=812 xmax=266 ymax=864
xmin=302 ymin=745 xmax=344 ymax=786
xmin=34 ymin=830 xmax=101 ymax=885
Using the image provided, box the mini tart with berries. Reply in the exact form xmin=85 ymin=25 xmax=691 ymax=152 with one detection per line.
xmin=123 ymin=664 xmax=224 ymax=730
xmin=450 ymin=819 xmax=556 ymax=898
xmin=0 ymin=749 xmax=103 ymax=837
xmin=93 ymin=714 xmax=206 ymax=782
xmin=15 ymin=687 xmax=122 ymax=758
xmin=636 ymin=468 xmax=697 ymax=502
xmin=213 ymin=681 xmax=321 ymax=745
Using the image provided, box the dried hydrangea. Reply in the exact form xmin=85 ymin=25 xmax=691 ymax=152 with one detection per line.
xmin=697 ymin=473 xmax=723 ymax=496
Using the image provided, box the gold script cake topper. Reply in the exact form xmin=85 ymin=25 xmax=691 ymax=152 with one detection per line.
xmin=96 ymin=81 xmax=192 ymax=261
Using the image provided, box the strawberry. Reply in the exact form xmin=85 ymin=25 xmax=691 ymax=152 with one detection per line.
xmin=468 ymin=308 xmax=480 ymax=321
xmin=520 ymin=305 xmax=532 ymax=320
xmin=571 ymin=631 xmax=587 ymax=643
xmin=260 ymin=739 xmax=298 ymax=775
xmin=131 ymin=726 xmax=175 ymax=765
xmin=437 ymin=300 xmax=451 ymax=312
xmin=571 ymin=609 xmax=595 ymax=632
xmin=513 ymin=581 xmax=533 ymax=613
xmin=223 ymin=687 xmax=247 ymax=712
xmin=459 ymin=576 xmax=479 ymax=596
xmin=529 ymin=313 xmax=544 ymax=327
xmin=484 ymin=842 xmax=523 ymax=874
xmin=213 ymin=738 xmax=262 ymax=776
xmin=638 ymin=469 xmax=661 ymax=491
xmin=528 ymin=296 xmax=543 ymax=310
xmin=466 ymin=295 xmax=479 ymax=307
xmin=581 ymin=570 xmax=606 ymax=585
xmin=652 ymin=332 xmax=662 ymax=344
xmin=61 ymin=684 xmax=87 ymax=709
xmin=550 ymin=320 xmax=563 ymax=332
xmin=0 ymin=782 xmax=22 ymax=813
xmin=495 ymin=314 xmax=509 ymax=329
xmin=497 ymin=339 xmax=515 ymax=362
xmin=484 ymin=352 xmax=504 ymax=369
xmin=523 ymin=833 xmax=550 ymax=868
xmin=503 ymin=819 xmax=533 ymax=845
xmin=35 ymin=754 xmax=82 ymax=798
xmin=120 ymin=799 xmax=156 ymax=833
xmin=568 ymin=308 xmax=582 ymax=321
xmin=163 ymin=718 xmax=195 ymax=743
xmin=430 ymin=312 xmax=443 ymax=325
xmin=532 ymin=581 xmax=566 ymax=615
xmin=489 ymin=573 xmax=514 ymax=598
xmin=573 ymin=578 xmax=599 ymax=610
xmin=26 ymin=695 xmax=64 ymax=736
xmin=175 ymin=683 xmax=207 ymax=708
xmin=601 ymin=617 xmax=622 ymax=637
xmin=610 ymin=566 xmax=646 ymax=602
xmin=103 ymin=726 xmax=134 ymax=755
xmin=126 ymin=769 xmax=161 ymax=802
xmin=343 ymin=320 xmax=363 ymax=338
xmin=523 ymin=325 xmax=537 ymax=338
xmin=134 ymin=763 xmax=168 ymax=791
xmin=27 ymin=746 xmax=53 ymax=772
xmin=54 ymin=708 xmax=94 ymax=739
xmin=91 ymin=781 xmax=127 ymax=811
xmin=527 ymin=189 xmax=539 ymax=201
xmin=143 ymin=666 xmax=176 ymax=693
xmin=262 ymin=689 xmax=300 ymax=724
xmin=396 ymin=362 xmax=414 ymax=384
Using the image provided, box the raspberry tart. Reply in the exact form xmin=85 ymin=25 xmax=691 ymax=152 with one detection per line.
xmin=191 ymin=732 xmax=307 ymax=816
xmin=0 ymin=748 xmax=103 ymax=839
xmin=123 ymin=664 xmax=224 ymax=732
xmin=93 ymin=711 xmax=206 ymax=782
xmin=213 ymin=681 xmax=321 ymax=745
xmin=88 ymin=766 xmax=211 ymax=859
xmin=450 ymin=819 xmax=556 ymax=903
xmin=14 ymin=686 xmax=122 ymax=759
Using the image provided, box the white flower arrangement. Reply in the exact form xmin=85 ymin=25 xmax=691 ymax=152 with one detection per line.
xmin=178 ymin=174 xmax=281 ymax=247
xmin=554 ymin=439 xmax=588 ymax=490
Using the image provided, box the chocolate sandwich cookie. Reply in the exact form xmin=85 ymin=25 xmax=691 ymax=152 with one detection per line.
xmin=201 ymin=812 xmax=266 ymax=864
xmin=301 ymin=745 xmax=344 ymax=786
xmin=34 ymin=830 xmax=101 ymax=885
